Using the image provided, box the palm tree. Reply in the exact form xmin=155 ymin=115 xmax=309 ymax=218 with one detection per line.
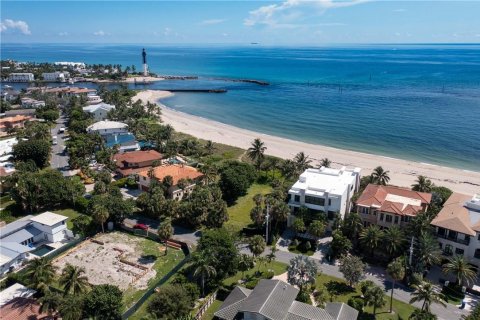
xmin=409 ymin=309 xmax=437 ymax=320
xmin=383 ymin=226 xmax=406 ymax=258
xmin=192 ymin=253 xmax=217 ymax=297
xmin=59 ymin=294 xmax=84 ymax=320
xmin=412 ymin=175 xmax=433 ymax=192
xmin=387 ymin=257 xmax=406 ymax=313
xmin=365 ymin=285 xmax=386 ymax=315
xmin=24 ymin=257 xmax=57 ymax=293
xmin=200 ymin=164 xmax=218 ymax=185
xmin=238 ymin=254 xmax=253 ymax=280
xmin=359 ymin=225 xmax=383 ymax=256
xmin=247 ymin=138 xmax=267 ymax=170
xmin=293 ymin=152 xmax=312 ymax=174
xmin=39 ymin=291 xmax=62 ymax=318
xmin=442 ymin=255 xmax=477 ymax=286
xmin=342 ymin=212 xmax=363 ymax=246
xmin=416 ymin=233 xmax=442 ymax=268
xmin=92 ymin=203 xmax=109 ymax=233
xmin=410 ymin=281 xmax=446 ymax=311
xmin=281 ymin=159 xmax=297 ymax=179
xmin=205 ymin=140 xmax=215 ymax=155
xmin=371 ymin=166 xmax=390 ymax=185
xmin=59 ymin=264 xmax=90 ymax=295
xmin=319 ymin=158 xmax=332 ymax=168
xmin=158 ymin=218 xmax=174 ymax=255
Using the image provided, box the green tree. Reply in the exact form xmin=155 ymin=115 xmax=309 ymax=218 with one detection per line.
xmin=387 ymin=257 xmax=406 ymax=313
xmin=180 ymin=185 xmax=228 ymax=228
xmin=192 ymin=253 xmax=217 ymax=297
xmin=293 ymin=218 xmax=306 ymax=233
xmin=442 ymin=255 xmax=477 ymax=286
xmin=359 ymin=225 xmax=383 ymax=256
xmin=308 ymin=220 xmax=326 ymax=238
xmin=91 ymin=203 xmax=109 ymax=233
xmin=12 ymin=139 xmax=51 ymax=168
xmin=410 ymin=281 xmax=446 ymax=312
xmin=249 ymin=235 xmax=266 ymax=258
xmin=409 ymin=309 xmax=437 ymax=320
xmin=270 ymin=199 xmax=290 ymax=229
xmin=60 ymin=264 xmax=90 ymax=295
xmin=287 ymin=255 xmax=318 ymax=292
xmin=39 ymin=291 xmax=62 ymax=317
xmin=238 ymin=254 xmax=254 ymax=280
xmin=365 ymin=284 xmax=386 ymax=315
xmin=158 ymin=217 xmax=174 ymax=255
xmin=371 ymin=166 xmax=390 ymax=185
xmin=205 ymin=140 xmax=215 ymax=155
xmin=342 ymin=212 xmax=363 ymax=243
xmin=416 ymin=233 xmax=441 ymax=269
xmin=24 ymin=257 xmax=57 ymax=294
xmin=383 ymin=226 xmax=406 ymax=258
xmin=339 ymin=255 xmax=366 ymax=287
xmin=59 ymin=294 xmax=84 ymax=320
xmin=412 ymin=175 xmax=434 ymax=192
xmin=247 ymin=138 xmax=267 ymax=170
xmin=83 ymin=284 xmax=123 ymax=320
xmin=319 ymin=158 xmax=332 ymax=168
xmin=293 ymin=151 xmax=312 ymax=174
xmin=360 ymin=280 xmax=375 ymax=301
xmin=219 ymin=161 xmax=256 ymax=204
xmin=250 ymin=204 xmax=265 ymax=227
xmin=330 ymin=230 xmax=352 ymax=259
xmin=147 ymin=284 xmax=194 ymax=319
xmin=72 ymin=215 xmax=93 ymax=237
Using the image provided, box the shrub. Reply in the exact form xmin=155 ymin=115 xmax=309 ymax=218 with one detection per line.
xmin=292 ymin=239 xmax=299 ymax=247
xmin=296 ymin=290 xmax=311 ymax=304
xmin=74 ymin=196 xmax=89 ymax=213
xmin=245 ymin=278 xmax=259 ymax=289
xmin=264 ymin=271 xmax=275 ymax=279
xmin=304 ymin=241 xmax=312 ymax=251
xmin=347 ymin=297 xmax=364 ymax=312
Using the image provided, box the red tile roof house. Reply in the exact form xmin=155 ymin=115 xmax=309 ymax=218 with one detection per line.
xmin=0 ymin=297 xmax=49 ymax=320
xmin=113 ymin=150 xmax=163 ymax=177
xmin=137 ymin=164 xmax=204 ymax=200
xmin=354 ymin=184 xmax=432 ymax=229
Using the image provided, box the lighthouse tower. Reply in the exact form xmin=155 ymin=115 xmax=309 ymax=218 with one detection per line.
xmin=142 ymin=48 xmax=148 ymax=76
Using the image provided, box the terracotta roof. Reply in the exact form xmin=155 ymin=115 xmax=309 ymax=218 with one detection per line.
xmin=113 ymin=150 xmax=163 ymax=168
xmin=138 ymin=164 xmax=203 ymax=185
xmin=0 ymin=115 xmax=32 ymax=124
xmin=0 ymin=297 xmax=48 ymax=320
xmin=431 ymin=193 xmax=480 ymax=236
xmin=355 ymin=184 xmax=431 ymax=216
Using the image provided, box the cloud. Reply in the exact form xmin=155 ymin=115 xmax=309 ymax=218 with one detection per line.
xmin=93 ymin=30 xmax=107 ymax=36
xmin=200 ymin=19 xmax=226 ymax=26
xmin=244 ymin=0 xmax=368 ymax=27
xmin=58 ymin=32 xmax=68 ymax=36
xmin=0 ymin=19 xmax=31 ymax=35
xmin=164 ymin=27 xmax=172 ymax=36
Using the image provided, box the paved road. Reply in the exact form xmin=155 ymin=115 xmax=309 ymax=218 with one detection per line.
xmin=239 ymin=246 xmax=474 ymax=320
xmin=50 ymin=115 xmax=69 ymax=170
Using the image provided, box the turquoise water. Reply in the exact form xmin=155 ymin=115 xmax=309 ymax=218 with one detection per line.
xmin=2 ymin=44 xmax=480 ymax=170
xmin=31 ymin=244 xmax=54 ymax=256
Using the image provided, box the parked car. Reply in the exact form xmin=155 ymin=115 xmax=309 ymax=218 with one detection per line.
xmin=133 ymin=223 xmax=148 ymax=231
xmin=59 ymin=127 xmax=65 ymax=134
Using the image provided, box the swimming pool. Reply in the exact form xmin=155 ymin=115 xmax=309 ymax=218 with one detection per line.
xmin=31 ymin=245 xmax=55 ymax=257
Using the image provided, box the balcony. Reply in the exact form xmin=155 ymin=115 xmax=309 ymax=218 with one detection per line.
xmin=436 ymin=233 xmax=470 ymax=246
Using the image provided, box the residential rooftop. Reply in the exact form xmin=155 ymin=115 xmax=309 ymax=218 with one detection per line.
xmin=114 ymin=150 xmax=163 ymax=167
xmin=356 ymin=184 xmax=432 ymax=216
xmin=29 ymin=211 xmax=68 ymax=226
xmin=431 ymin=193 xmax=480 ymax=236
xmin=289 ymin=166 xmax=361 ymax=197
xmin=87 ymin=120 xmax=128 ymax=131
xmin=138 ymin=164 xmax=203 ymax=185
xmin=82 ymin=103 xmax=115 ymax=113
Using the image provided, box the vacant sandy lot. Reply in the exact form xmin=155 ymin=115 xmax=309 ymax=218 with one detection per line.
xmin=53 ymin=232 xmax=159 ymax=291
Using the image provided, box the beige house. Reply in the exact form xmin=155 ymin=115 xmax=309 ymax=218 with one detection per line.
xmin=355 ymin=184 xmax=432 ymax=229
xmin=431 ymin=193 xmax=480 ymax=270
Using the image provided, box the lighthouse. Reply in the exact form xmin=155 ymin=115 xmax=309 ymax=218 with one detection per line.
xmin=142 ymin=48 xmax=148 ymax=76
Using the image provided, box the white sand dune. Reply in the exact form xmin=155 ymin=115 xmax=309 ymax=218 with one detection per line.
xmin=133 ymin=90 xmax=480 ymax=195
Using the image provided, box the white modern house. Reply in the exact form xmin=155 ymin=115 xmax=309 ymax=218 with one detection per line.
xmin=42 ymin=71 xmax=70 ymax=82
xmin=6 ymin=73 xmax=34 ymax=82
xmin=86 ymin=94 xmax=103 ymax=105
xmin=0 ymin=212 xmax=72 ymax=275
xmin=87 ymin=120 xmax=128 ymax=136
xmin=83 ymin=103 xmax=115 ymax=121
xmin=431 ymin=193 xmax=480 ymax=273
xmin=288 ymin=166 xmax=361 ymax=226
xmin=20 ymin=97 xmax=46 ymax=108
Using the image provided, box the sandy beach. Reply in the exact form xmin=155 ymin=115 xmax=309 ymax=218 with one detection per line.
xmin=133 ymin=90 xmax=480 ymax=195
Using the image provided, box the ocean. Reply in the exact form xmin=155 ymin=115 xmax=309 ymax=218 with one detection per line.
xmin=2 ymin=43 xmax=480 ymax=171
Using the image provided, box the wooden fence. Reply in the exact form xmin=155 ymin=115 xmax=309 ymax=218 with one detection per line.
xmin=194 ymin=290 xmax=218 ymax=320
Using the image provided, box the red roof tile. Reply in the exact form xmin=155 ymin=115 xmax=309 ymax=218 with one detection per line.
xmin=138 ymin=164 xmax=203 ymax=185
xmin=0 ymin=297 xmax=48 ymax=320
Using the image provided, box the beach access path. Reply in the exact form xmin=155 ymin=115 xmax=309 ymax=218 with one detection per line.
xmin=132 ymin=89 xmax=480 ymax=195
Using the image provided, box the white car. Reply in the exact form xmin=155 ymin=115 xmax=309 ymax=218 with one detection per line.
xmin=52 ymin=136 xmax=58 ymax=145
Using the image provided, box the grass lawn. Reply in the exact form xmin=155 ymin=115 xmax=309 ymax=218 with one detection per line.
xmin=223 ymin=260 xmax=288 ymax=288
xmin=0 ymin=194 xmax=29 ymax=224
xmin=288 ymin=245 xmax=315 ymax=256
xmin=201 ymin=299 xmax=223 ymax=320
xmin=226 ymin=183 xmax=272 ymax=232
xmin=316 ymin=274 xmax=418 ymax=320
xmin=52 ymin=208 xmax=83 ymax=229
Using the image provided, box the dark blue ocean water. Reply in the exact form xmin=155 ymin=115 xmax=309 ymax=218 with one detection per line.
xmin=2 ymin=43 xmax=480 ymax=170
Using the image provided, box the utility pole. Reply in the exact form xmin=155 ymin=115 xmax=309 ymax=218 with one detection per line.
xmin=265 ymin=204 xmax=270 ymax=244
xmin=409 ymin=236 xmax=414 ymax=266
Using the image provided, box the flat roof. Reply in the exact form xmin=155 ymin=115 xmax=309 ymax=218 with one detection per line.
xmin=30 ymin=211 xmax=68 ymax=226
xmin=289 ymin=167 xmax=360 ymax=196
xmin=0 ymin=283 xmax=36 ymax=307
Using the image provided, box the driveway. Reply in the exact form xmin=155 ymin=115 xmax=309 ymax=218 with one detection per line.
xmin=50 ymin=115 xmax=69 ymax=170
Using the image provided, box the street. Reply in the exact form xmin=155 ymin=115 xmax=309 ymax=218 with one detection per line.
xmin=50 ymin=115 xmax=69 ymax=170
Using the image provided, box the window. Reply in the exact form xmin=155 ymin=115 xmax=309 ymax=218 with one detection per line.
xmin=455 ymin=248 xmax=465 ymax=255
xmin=437 ymin=227 xmax=446 ymax=236
xmin=328 ymin=199 xmax=332 ymax=206
xmin=386 ymin=215 xmax=392 ymax=223
xmin=380 ymin=213 xmax=384 ymax=221
xmin=361 ymin=207 xmax=369 ymax=215
xmin=478 ymin=233 xmax=480 ymax=241
xmin=444 ymin=244 xmax=453 ymax=255
xmin=394 ymin=216 xmax=399 ymax=224
xmin=294 ymin=195 xmax=300 ymax=203
xmin=474 ymin=249 xmax=480 ymax=259
xmin=62 ymin=221 xmax=65 ymax=225
xmin=305 ymin=196 xmax=325 ymax=206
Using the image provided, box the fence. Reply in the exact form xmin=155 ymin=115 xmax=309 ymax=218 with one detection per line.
xmin=194 ymin=290 xmax=218 ymax=320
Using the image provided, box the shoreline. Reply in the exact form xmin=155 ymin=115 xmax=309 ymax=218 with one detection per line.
xmin=133 ymin=90 xmax=480 ymax=195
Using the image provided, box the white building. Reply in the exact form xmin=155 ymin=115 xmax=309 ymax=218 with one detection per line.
xmin=7 ymin=73 xmax=34 ymax=82
xmin=21 ymin=97 xmax=46 ymax=108
xmin=0 ymin=283 xmax=36 ymax=307
xmin=287 ymin=166 xmax=361 ymax=226
xmin=86 ymin=94 xmax=103 ymax=105
xmin=431 ymin=193 xmax=480 ymax=273
xmin=42 ymin=71 xmax=70 ymax=82
xmin=86 ymin=120 xmax=128 ymax=136
xmin=54 ymin=61 xmax=86 ymax=69
xmin=83 ymin=103 xmax=115 ymax=121
xmin=0 ymin=212 xmax=72 ymax=275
